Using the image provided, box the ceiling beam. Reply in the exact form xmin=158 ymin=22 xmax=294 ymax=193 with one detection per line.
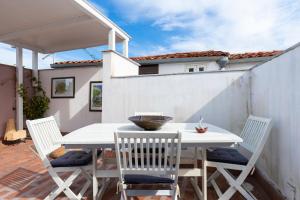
xmin=71 ymin=0 xmax=131 ymax=40
xmin=9 ymin=41 xmax=46 ymax=53
xmin=0 ymin=15 xmax=94 ymax=42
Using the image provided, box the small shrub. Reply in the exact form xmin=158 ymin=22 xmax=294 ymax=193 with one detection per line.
xmin=18 ymin=77 xmax=50 ymax=120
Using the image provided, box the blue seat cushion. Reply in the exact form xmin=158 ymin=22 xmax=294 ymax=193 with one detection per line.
xmin=124 ymin=175 xmax=174 ymax=184
xmin=207 ymin=148 xmax=248 ymax=165
xmin=51 ymin=150 xmax=97 ymax=167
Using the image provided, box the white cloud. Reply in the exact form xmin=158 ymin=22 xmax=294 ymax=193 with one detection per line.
xmin=113 ymin=0 xmax=300 ymax=53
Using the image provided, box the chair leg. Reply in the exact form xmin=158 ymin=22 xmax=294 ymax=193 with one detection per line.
xmin=171 ymin=184 xmax=180 ymax=200
xmin=219 ymin=186 xmax=237 ymax=200
xmin=207 ymin=170 xmax=220 ymax=187
xmin=217 ymin=167 xmax=257 ymax=200
xmin=236 ymin=184 xmax=257 ymax=200
xmin=120 ymin=190 xmax=127 ymax=200
xmin=48 ymin=168 xmax=82 ymax=200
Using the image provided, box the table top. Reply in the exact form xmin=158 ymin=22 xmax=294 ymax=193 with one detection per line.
xmin=59 ymin=123 xmax=242 ymax=148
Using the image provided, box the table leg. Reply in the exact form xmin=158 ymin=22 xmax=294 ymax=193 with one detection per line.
xmin=202 ymin=148 xmax=207 ymax=200
xmin=93 ymin=148 xmax=98 ymax=200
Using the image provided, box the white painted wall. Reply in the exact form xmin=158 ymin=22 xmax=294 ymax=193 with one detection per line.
xmin=102 ymin=69 xmax=250 ymax=134
xmin=105 ymin=51 xmax=139 ymax=77
xmin=251 ymin=44 xmax=300 ymax=199
xmin=158 ymin=60 xmax=260 ymax=74
xmin=39 ymin=66 xmax=102 ymax=132
xmin=227 ymin=61 xmax=261 ymax=70
xmin=158 ymin=61 xmax=219 ymax=74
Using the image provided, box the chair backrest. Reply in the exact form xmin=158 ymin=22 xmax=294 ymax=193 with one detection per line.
xmin=240 ymin=115 xmax=272 ymax=154
xmin=26 ymin=116 xmax=63 ymax=165
xmin=114 ymin=131 xmax=181 ymax=182
xmin=134 ymin=112 xmax=164 ymax=116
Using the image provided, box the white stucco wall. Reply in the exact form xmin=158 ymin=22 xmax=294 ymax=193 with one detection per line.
xmin=251 ymin=44 xmax=300 ymax=199
xmin=158 ymin=60 xmax=260 ymax=74
xmin=103 ymin=70 xmax=250 ymax=134
xmin=227 ymin=61 xmax=261 ymax=70
xmin=39 ymin=66 xmax=102 ymax=132
xmin=158 ymin=61 xmax=219 ymax=74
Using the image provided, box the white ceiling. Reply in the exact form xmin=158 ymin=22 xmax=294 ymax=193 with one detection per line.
xmin=0 ymin=0 xmax=129 ymax=53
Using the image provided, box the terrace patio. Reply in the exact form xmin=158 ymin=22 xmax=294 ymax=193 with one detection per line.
xmin=0 ymin=140 xmax=275 ymax=200
xmin=0 ymin=0 xmax=299 ymax=200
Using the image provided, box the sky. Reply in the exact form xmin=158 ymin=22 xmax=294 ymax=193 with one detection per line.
xmin=0 ymin=0 xmax=299 ymax=69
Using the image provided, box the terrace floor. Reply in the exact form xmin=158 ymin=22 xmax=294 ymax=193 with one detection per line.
xmin=0 ymin=140 xmax=275 ymax=200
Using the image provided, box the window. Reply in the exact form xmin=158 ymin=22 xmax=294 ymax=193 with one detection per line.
xmin=185 ymin=64 xmax=206 ymax=73
xmin=139 ymin=64 xmax=159 ymax=75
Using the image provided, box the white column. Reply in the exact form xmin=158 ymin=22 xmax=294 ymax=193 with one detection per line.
xmin=122 ymin=38 xmax=129 ymax=58
xmin=16 ymin=47 xmax=23 ymax=130
xmin=32 ymin=51 xmax=38 ymax=84
xmin=108 ymin=29 xmax=116 ymax=51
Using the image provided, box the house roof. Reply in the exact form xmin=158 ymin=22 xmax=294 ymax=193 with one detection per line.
xmin=52 ymin=50 xmax=282 ymax=67
xmin=131 ymin=51 xmax=229 ymax=61
xmin=229 ymin=51 xmax=283 ymax=60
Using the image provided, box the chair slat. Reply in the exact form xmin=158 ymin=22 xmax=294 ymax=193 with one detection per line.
xmin=164 ymin=138 xmax=168 ymax=172
xmin=121 ymin=138 xmax=127 ymax=170
xmin=134 ymin=138 xmax=138 ymax=169
xmin=169 ymin=138 xmax=175 ymax=169
xmin=152 ymin=138 xmax=156 ymax=170
xmin=140 ymin=138 xmax=144 ymax=169
xmin=158 ymin=138 xmax=162 ymax=170
xmin=128 ymin=138 xmax=133 ymax=169
xmin=146 ymin=138 xmax=150 ymax=170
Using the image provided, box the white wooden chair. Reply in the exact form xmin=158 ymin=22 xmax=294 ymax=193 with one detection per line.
xmin=207 ymin=115 xmax=272 ymax=200
xmin=26 ymin=116 xmax=93 ymax=200
xmin=114 ymin=131 xmax=181 ymax=200
xmin=134 ymin=112 xmax=164 ymax=116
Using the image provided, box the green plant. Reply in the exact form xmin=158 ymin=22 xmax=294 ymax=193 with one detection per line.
xmin=18 ymin=77 xmax=50 ymax=120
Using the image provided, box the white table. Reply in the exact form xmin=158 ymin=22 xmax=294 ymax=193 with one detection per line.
xmin=59 ymin=123 xmax=242 ymax=200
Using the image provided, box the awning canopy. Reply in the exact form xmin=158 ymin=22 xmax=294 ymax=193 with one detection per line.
xmin=0 ymin=0 xmax=130 ymax=53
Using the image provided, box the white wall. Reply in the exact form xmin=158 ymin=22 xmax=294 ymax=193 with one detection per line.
xmin=158 ymin=60 xmax=260 ymax=74
xmin=158 ymin=61 xmax=219 ymax=74
xmin=102 ymin=69 xmax=250 ymax=134
xmin=39 ymin=66 xmax=102 ymax=132
xmin=251 ymin=44 xmax=300 ymax=199
xmin=227 ymin=61 xmax=261 ymax=70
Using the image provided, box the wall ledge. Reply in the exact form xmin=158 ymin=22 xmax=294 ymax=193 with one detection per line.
xmin=102 ymin=50 xmax=140 ymax=67
xmin=110 ymin=68 xmax=250 ymax=79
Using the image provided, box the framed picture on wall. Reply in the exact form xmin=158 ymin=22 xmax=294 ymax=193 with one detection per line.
xmin=51 ymin=77 xmax=75 ymax=98
xmin=89 ymin=81 xmax=102 ymax=112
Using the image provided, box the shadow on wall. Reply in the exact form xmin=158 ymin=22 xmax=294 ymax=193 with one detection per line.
xmin=44 ymin=68 xmax=101 ymax=132
xmin=186 ymin=75 xmax=250 ymax=134
xmin=105 ymin=71 xmax=250 ymax=134
xmin=0 ymin=65 xmax=33 ymax=138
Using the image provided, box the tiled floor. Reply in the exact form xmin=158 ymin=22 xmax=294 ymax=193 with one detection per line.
xmin=0 ymin=140 xmax=272 ymax=200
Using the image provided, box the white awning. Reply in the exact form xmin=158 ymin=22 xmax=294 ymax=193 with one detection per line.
xmin=0 ymin=0 xmax=130 ymax=53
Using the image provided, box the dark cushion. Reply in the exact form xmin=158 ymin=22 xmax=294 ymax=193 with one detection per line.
xmin=51 ymin=150 xmax=97 ymax=167
xmin=207 ymin=148 xmax=248 ymax=165
xmin=124 ymin=175 xmax=174 ymax=184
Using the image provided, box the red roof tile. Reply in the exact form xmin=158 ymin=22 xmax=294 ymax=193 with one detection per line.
xmin=53 ymin=50 xmax=282 ymax=65
xmin=130 ymin=50 xmax=229 ymax=61
xmin=229 ymin=51 xmax=283 ymax=60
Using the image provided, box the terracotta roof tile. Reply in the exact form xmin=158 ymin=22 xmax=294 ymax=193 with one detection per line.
xmin=130 ymin=51 xmax=229 ymax=61
xmin=53 ymin=50 xmax=282 ymax=65
xmin=229 ymin=50 xmax=282 ymax=60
